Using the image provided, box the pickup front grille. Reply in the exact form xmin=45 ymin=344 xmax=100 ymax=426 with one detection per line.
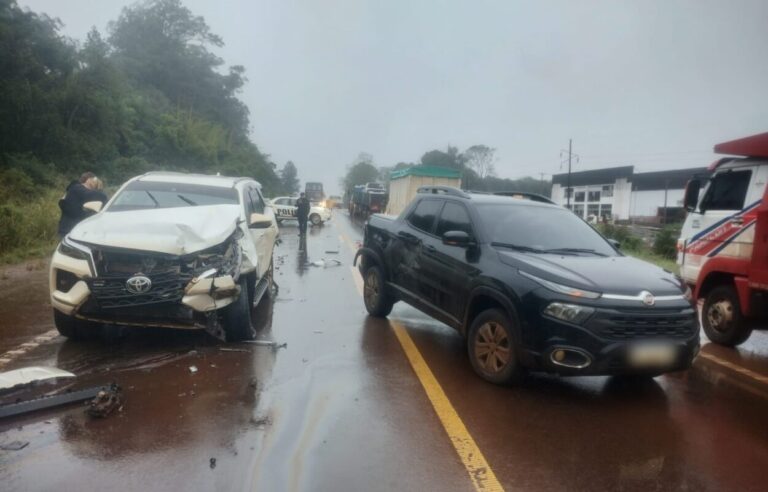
xmin=588 ymin=310 xmax=697 ymax=340
xmin=88 ymin=271 xmax=192 ymax=309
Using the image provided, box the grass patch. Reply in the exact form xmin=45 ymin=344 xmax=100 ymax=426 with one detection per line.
xmin=623 ymin=247 xmax=679 ymax=274
xmin=0 ymin=186 xmax=61 ymax=266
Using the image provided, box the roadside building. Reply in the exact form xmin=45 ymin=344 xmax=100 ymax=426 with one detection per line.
xmin=551 ymin=165 xmax=708 ymax=223
xmin=386 ymin=166 xmax=462 ymax=215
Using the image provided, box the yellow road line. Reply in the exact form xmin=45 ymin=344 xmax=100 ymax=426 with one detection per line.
xmin=391 ymin=320 xmax=504 ymax=491
xmin=340 ymin=227 xmax=504 ymax=491
xmin=698 ymin=351 xmax=768 ymax=386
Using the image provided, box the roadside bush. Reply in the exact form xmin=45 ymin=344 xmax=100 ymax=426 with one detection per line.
xmin=654 ymin=226 xmax=680 ymax=259
xmin=597 ymin=224 xmax=643 ymax=251
xmin=0 ymin=189 xmax=60 ymax=262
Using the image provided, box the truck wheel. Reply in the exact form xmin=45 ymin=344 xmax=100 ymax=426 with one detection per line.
xmin=363 ymin=265 xmax=394 ymax=317
xmin=246 ymin=271 xmax=257 ymax=307
xmin=310 ymin=213 xmax=322 ymax=226
xmin=467 ymin=309 xmax=524 ymax=385
xmin=53 ymin=309 xmax=98 ymax=340
xmin=222 ymin=278 xmax=254 ymax=341
xmin=702 ymin=285 xmax=752 ymax=346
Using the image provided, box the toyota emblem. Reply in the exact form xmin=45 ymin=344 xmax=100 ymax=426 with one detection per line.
xmin=126 ymin=275 xmax=152 ymax=294
xmin=641 ymin=291 xmax=655 ymax=306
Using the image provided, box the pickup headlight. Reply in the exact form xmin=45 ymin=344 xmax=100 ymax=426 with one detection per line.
xmin=58 ymin=238 xmax=91 ymax=261
xmin=544 ymin=302 xmax=595 ymax=324
xmin=519 ymin=271 xmax=601 ymax=299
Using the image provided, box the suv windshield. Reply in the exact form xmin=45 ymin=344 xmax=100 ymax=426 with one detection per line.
xmin=108 ymin=181 xmax=239 ymax=212
xmin=478 ymin=204 xmax=616 ymax=256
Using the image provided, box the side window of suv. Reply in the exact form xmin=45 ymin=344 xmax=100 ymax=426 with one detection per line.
xmin=407 ymin=199 xmax=443 ymax=234
xmin=249 ymin=187 xmax=265 ymax=214
xmin=435 ymin=202 xmax=473 ymax=237
xmin=700 ymin=170 xmax=752 ymax=212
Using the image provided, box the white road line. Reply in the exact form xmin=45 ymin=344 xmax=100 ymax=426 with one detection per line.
xmin=0 ymin=329 xmax=59 ymax=369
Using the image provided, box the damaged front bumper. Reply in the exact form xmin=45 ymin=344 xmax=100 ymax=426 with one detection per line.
xmin=49 ymin=236 xmax=247 ymax=333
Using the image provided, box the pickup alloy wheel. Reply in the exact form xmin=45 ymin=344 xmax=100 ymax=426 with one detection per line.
xmin=363 ymin=266 xmax=394 ymax=317
xmin=222 ymin=277 xmax=255 ymax=341
xmin=468 ymin=308 xmax=523 ymax=384
xmin=310 ymin=213 xmax=322 ymax=226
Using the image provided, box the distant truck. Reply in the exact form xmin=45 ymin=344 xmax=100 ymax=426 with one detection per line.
xmin=678 ymin=132 xmax=768 ymax=346
xmin=349 ymin=182 xmax=388 ymax=219
xmin=305 ymin=182 xmax=325 ymax=204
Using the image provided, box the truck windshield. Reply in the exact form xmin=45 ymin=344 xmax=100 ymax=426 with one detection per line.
xmin=478 ymin=204 xmax=617 ymax=256
xmin=108 ymin=181 xmax=239 ymax=212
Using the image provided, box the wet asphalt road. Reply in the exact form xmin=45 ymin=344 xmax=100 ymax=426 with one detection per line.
xmin=2 ymin=214 xmax=768 ymax=491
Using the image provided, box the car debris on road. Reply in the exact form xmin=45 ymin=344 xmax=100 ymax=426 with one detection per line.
xmin=0 ymin=366 xmax=76 ymax=391
xmin=86 ymin=384 xmax=123 ymax=418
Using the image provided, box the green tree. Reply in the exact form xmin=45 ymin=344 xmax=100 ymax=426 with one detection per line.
xmin=464 ymin=145 xmax=496 ymax=179
xmin=343 ymin=161 xmax=380 ymax=193
xmin=280 ymin=161 xmax=300 ymax=195
xmin=420 ymin=146 xmax=466 ymax=170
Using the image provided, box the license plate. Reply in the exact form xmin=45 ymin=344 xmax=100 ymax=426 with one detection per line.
xmin=628 ymin=343 xmax=677 ymax=368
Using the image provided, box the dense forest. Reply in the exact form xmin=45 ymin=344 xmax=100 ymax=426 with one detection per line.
xmin=0 ymin=0 xmax=285 ymax=261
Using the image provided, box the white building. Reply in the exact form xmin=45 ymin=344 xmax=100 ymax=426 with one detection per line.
xmin=550 ymin=166 xmax=708 ymax=223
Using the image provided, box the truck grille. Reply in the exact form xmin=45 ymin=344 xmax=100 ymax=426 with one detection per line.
xmin=89 ymin=270 xmax=192 ymax=309
xmin=589 ymin=311 xmax=697 ymax=340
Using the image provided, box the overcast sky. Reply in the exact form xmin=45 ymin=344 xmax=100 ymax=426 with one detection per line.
xmin=20 ymin=0 xmax=768 ymax=194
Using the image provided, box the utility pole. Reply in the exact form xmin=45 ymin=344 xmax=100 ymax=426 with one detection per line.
xmin=567 ymin=139 xmax=572 ymax=208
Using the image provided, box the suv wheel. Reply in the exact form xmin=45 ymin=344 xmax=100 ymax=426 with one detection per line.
xmin=467 ymin=308 xmax=523 ymax=384
xmin=363 ymin=266 xmax=394 ymax=317
xmin=702 ymin=285 xmax=752 ymax=346
xmin=310 ymin=213 xmax=322 ymax=226
xmin=222 ymin=277 xmax=255 ymax=341
xmin=53 ymin=309 xmax=99 ymax=340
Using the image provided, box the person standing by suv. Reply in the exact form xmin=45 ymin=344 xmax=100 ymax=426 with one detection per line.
xmin=296 ymin=192 xmax=310 ymax=235
xmin=57 ymin=172 xmax=108 ymax=237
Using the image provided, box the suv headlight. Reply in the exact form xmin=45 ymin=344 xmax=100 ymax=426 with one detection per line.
xmin=519 ymin=271 xmax=601 ymax=299
xmin=58 ymin=238 xmax=91 ymax=261
xmin=186 ymin=232 xmax=243 ymax=279
xmin=544 ymin=302 xmax=595 ymax=324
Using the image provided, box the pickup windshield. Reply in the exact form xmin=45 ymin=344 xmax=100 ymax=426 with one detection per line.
xmin=478 ymin=204 xmax=617 ymax=256
xmin=108 ymin=181 xmax=239 ymax=212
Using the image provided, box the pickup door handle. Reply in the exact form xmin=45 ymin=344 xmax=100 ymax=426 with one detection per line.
xmin=730 ymin=217 xmax=744 ymax=226
xmin=397 ymin=231 xmax=420 ymax=245
xmin=424 ymin=245 xmax=437 ymax=253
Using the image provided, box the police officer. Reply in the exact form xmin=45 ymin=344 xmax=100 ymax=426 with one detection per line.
xmin=57 ymin=172 xmax=108 ymax=237
xmin=296 ymin=192 xmax=310 ymax=235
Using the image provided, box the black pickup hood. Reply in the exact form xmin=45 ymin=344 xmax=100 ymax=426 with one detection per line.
xmin=496 ymin=250 xmax=683 ymax=297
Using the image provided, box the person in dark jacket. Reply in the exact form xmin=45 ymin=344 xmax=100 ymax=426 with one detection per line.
xmin=57 ymin=172 xmax=108 ymax=237
xmin=296 ymin=192 xmax=311 ymax=235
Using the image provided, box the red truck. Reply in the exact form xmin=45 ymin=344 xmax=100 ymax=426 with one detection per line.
xmin=678 ymin=132 xmax=768 ymax=346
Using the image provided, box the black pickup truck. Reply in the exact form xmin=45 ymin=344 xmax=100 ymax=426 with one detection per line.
xmin=354 ymin=186 xmax=699 ymax=384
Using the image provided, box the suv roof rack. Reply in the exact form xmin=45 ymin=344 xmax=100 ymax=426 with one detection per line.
xmin=416 ymin=186 xmax=469 ymax=198
xmin=492 ymin=191 xmax=555 ymax=204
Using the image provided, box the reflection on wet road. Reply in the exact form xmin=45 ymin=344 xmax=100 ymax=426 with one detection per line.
xmin=1 ymin=215 xmax=768 ymax=491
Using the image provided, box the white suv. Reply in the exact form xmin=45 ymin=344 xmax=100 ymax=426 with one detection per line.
xmin=49 ymin=172 xmax=278 ymax=341
xmin=270 ymin=196 xmax=332 ymax=225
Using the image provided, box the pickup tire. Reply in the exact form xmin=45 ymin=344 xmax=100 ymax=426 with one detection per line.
xmin=702 ymin=285 xmax=752 ymax=346
xmin=53 ymin=309 xmax=99 ymax=340
xmin=310 ymin=213 xmax=322 ymax=226
xmin=467 ymin=308 xmax=523 ymax=385
xmin=222 ymin=277 xmax=254 ymax=341
xmin=363 ymin=265 xmax=394 ymax=317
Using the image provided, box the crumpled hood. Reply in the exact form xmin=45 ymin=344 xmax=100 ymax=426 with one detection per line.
xmin=69 ymin=205 xmax=241 ymax=255
xmin=497 ymin=250 xmax=683 ymax=296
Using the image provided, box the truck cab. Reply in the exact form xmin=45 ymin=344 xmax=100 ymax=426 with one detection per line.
xmin=678 ymin=132 xmax=768 ymax=346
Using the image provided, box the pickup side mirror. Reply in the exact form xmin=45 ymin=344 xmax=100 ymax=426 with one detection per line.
xmin=442 ymin=230 xmax=474 ymax=247
xmin=608 ymin=239 xmax=620 ymax=250
xmin=683 ymin=179 xmax=701 ymax=212
xmin=249 ymin=213 xmax=273 ymax=229
xmin=83 ymin=201 xmax=103 ymax=214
